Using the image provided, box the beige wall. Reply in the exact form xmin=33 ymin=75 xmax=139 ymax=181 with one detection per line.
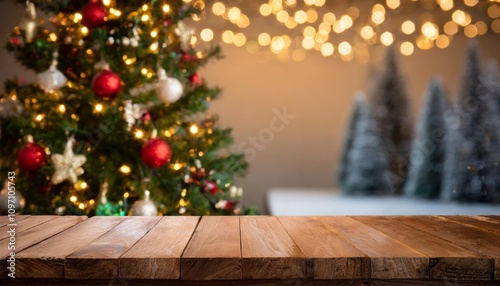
xmin=1 ymin=1 xmax=499 ymax=212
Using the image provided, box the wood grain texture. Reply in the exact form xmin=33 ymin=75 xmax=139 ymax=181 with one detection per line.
xmin=0 ymin=278 xmax=497 ymax=286
xmin=441 ymin=216 xmax=500 ymax=235
xmin=0 ymin=215 xmax=30 ymax=226
xmin=390 ymin=216 xmax=500 ymax=280
xmin=352 ymin=216 xmax=493 ymax=280
xmin=278 ymin=216 xmax=369 ymax=279
xmin=181 ymin=216 xmax=241 ymax=280
xmin=16 ymin=216 xmax=126 ymax=278
xmin=240 ymin=216 xmax=306 ymax=279
xmin=0 ymin=215 xmax=57 ymax=241
xmin=65 ymin=216 xmax=161 ymax=279
xmin=318 ymin=216 xmax=428 ymax=279
xmin=0 ymin=216 xmax=87 ymax=278
xmin=482 ymin=215 xmax=500 ymax=222
xmin=119 ymin=216 xmax=199 ymax=279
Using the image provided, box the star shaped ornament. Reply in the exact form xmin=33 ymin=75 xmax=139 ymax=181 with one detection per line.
xmin=51 ymin=137 xmax=86 ymax=185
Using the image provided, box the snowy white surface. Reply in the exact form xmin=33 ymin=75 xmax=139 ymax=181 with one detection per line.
xmin=267 ymin=188 xmax=500 ymax=216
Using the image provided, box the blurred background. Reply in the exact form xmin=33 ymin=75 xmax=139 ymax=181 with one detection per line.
xmin=1 ymin=0 xmax=499 ymax=212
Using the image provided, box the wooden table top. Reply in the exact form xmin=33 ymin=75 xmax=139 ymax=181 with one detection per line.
xmin=1 ymin=215 xmax=499 ymax=284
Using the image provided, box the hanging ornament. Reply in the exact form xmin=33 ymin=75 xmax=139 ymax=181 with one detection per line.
xmin=142 ymin=112 xmax=151 ymax=124
xmin=0 ymin=94 xmax=24 ymax=119
xmin=157 ymin=68 xmax=183 ymax=103
xmin=19 ymin=1 xmax=37 ymax=43
xmin=16 ymin=135 xmax=47 ymax=172
xmin=36 ymin=55 xmax=68 ymax=92
xmin=142 ymin=130 xmax=172 ymax=168
xmin=189 ymin=73 xmax=202 ymax=87
xmin=95 ymin=182 xmax=122 ymax=216
xmin=55 ymin=206 xmax=67 ymax=215
xmin=129 ymin=190 xmax=158 ymax=216
xmin=51 ymin=137 xmax=87 ymax=185
xmin=0 ymin=181 xmax=26 ymax=215
xmin=175 ymin=21 xmax=194 ymax=50
xmin=203 ymin=180 xmax=218 ymax=195
xmin=92 ymin=63 xmax=122 ymax=99
xmin=123 ymin=100 xmax=146 ymax=129
xmin=81 ymin=0 xmax=108 ymax=28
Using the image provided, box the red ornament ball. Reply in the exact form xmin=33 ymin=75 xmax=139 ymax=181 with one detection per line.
xmin=17 ymin=143 xmax=47 ymax=171
xmin=142 ymin=138 xmax=172 ymax=168
xmin=92 ymin=70 xmax=122 ymax=99
xmin=189 ymin=73 xmax=202 ymax=87
xmin=81 ymin=0 xmax=108 ymax=28
xmin=203 ymin=181 xmax=218 ymax=195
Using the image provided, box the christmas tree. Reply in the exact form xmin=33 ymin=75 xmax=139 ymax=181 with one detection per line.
xmin=484 ymin=59 xmax=500 ymax=111
xmin=336 ymin=93 xmax=362 ymax=190
xmin=403 ymin=79 xmax=449 ymax=199
xmin=441 ymin=44 xmax=500 ymax=202
xmin=342 ymin=93 xmax=392 ymax=195
xmin=0 ymin=0 xmax=256 ymax=215
xmin=370 ymin=48 xmax=412 ymax=194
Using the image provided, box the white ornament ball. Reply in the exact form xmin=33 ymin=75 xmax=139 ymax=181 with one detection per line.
xmin=157 ymin=68 xmax=183 ymax=103
xmin=36 ymin=62 xmax=68 ymax=92
xmin=129 ymin=190 xmax=158 ymax=216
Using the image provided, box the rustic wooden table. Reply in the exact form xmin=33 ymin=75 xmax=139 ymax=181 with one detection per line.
xmin=0 ymin=215 xmax=499 ymax=285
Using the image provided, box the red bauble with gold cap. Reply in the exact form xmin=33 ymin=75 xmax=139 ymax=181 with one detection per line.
xmin=17 ymin=142 xmax=47 ymax=171
xmin=142 ymin=138 xmax=172 ymax=168
xmin=92 ymin=69 xmax=122 ymax=99
xmin=81 ymin=0 xmax=108 ymax=28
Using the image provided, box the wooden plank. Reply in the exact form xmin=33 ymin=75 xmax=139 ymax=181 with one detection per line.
xmin=0 ymin=215 xmax=30 ymax=226
xmin=0 ymin=216 xmax=87 ymax=278
xmin=1 ymin=279 xmax=499 ymax=286
xmin=119 ymin=216 xmax=199 ymax=279
xmin=240 ymin=216 xmax=306 ymax=279
xmin=181 ymin=216 xmax=241 ymax=280
xmin=318 ymin=216 xmax=428 ymax=279
xmin=441 ymin=216 xmax=500 ymax=235
xmin=278 ymin=216 xmax=369 ymax=279
xmin=352 ymin=216 xmax=493 ymax=280
xmin=391 ymin=216 xmax=500 ymax=281
xmin=482 ymin=215 xmax=500 ymax=222
xmin=65 ymin=216 xmax=161 ymax=279
xmin=16 ymin=216 xmax=126 ymax=278
xmin=0 ymin=215 xmax=57 ymax=241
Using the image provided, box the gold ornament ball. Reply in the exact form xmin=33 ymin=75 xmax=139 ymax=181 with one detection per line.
xmin=0 ymin=182 xmax=26 ymax=214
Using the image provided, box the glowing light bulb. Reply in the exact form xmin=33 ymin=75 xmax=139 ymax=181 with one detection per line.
xmin=338 ymin=41 xmax=352 ymax=55
xmin=120 ymin=165 xmax=131 ymax=174
xmin=400 ymin=41 xmax=414 ymax=56
xmin=380 ymin=31 xmax=394 ymax=46
xmin=200 ymin=29 xmax=214 ymax=42
xmin=189 ymin=124 xmax=199 ymax=134
xmin=135 ymin=130 xmax=144 ymax=138
xmin=95 ymin=104 xmax=103 ymax=112
xmin=173 ymin=162 xmax=183 ymax=170
xmin=401 ymin=20 xmax=415 ymax=34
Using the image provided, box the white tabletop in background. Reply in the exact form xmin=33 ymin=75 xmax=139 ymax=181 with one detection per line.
xmin=267 ymin=188 xmax=500 ymax=216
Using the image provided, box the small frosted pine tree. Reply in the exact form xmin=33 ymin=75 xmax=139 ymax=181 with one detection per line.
xmin=441 ymin=43 xmax=500 ymax=202
xmin=484 ymin=59 xmax=500 ymax=111
xmin=337 ymin=93 xmax=362 ymax=190
xmin=370 ymin=48 xmax=412 ymax=194
xmin=404 ymin=79 xmax=449 ymax=198
xmin=343 ymin=94 xmax=392 ymax=195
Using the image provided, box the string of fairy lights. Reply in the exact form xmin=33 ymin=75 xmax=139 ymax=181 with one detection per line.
xmin=184 ymin=0 xmax=500 ymax=62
